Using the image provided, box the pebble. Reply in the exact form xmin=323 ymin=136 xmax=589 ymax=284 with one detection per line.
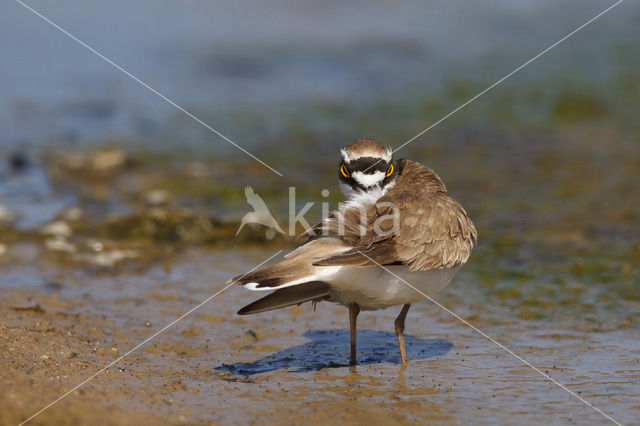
xmin=146 ymin=189 xmax=170 ymax=206
xmin=245 ymin=330 xmax=259 ymax=341
xmin=42 ymin=221 xmax=72 ymax=238
xmin=85 ymin=249 xmax=137 ymax=267
xmin=88 ymin=240 xmax=104 ymax=252
xmin=0 ymin=205 xmax=17 ymax=223
xmin=186 ymin=162 xmax=209 ymax=178
xmin=58 ymin=148 xmax=127 ymax=174
xmin=9 ymin=152 xmax=30 ymax=172
xmin=90 ymin=149 xmax=127 ymax=171
xmin=45 ymin=237 xmax=75 ymax=252
xmin=62 ymin=207 xmax=84 ymax=221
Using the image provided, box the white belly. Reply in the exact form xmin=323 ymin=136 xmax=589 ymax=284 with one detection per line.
xmin=319 ymin=265 xmax=460 ymax=310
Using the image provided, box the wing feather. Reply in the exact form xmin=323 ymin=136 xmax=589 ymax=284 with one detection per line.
xmin=310 ymin=160 xmax=477 ymax=270
xmin=237 ymin=282 xmax=330 ymax=315
xmin=231 ymin=238 xmax=349 ymax=290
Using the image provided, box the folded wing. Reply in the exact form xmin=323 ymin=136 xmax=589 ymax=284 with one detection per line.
xmin=237 ymin=282 xmax=330 ymax=315
xmin=309 ymin=160 xmax=477 ymax=270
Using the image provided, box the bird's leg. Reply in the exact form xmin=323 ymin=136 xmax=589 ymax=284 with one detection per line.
xmin=348 ymin=303 xmax=360 ymax=366
xmin=395 ymin=304 xmax=411 ymax=365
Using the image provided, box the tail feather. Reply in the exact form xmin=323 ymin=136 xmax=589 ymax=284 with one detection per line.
xmin=237 ymin=282 xmax=331 ymax=315
xmin=230 ymin=258 xmax=314 ymax=290
xmin=231 ymin=238 xmax=349 ymax=290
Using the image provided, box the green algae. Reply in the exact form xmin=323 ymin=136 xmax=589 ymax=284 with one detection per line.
xmin=1 ymin=72 xmax=637 ymax=328
xmin=552 ymin=93 xmax=607 ymax=124
xmin=518 ymin=310 xmax=546 ymax=320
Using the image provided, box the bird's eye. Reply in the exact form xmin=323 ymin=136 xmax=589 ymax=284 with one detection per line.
xmin=340 ymin=164 xmax=350 ymax=178
xmin=386 ymin=163 xmax=394 ymax=177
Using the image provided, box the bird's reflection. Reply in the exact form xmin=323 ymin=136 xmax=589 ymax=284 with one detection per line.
xmin=216 ymin=329 xmax=452 ymax=376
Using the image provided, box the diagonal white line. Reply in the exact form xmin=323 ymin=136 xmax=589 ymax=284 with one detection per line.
xmin=355 ymin=250 xmax=621 ymax=426
xmin=14 ymin=0 xmax=284 ymax=177
xmin=393 ymin=0 xmax=625 ymax=155
xmin=19 ymin=250 xmax=284 ymax=426
xmin=361 ymin=0 xmax=626 ymax=175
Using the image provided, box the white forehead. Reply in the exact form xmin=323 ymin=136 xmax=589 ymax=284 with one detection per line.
xmin=340 ymin=147 xmax=392 ymax=164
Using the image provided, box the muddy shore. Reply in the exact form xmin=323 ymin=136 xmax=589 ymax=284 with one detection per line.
xmin=1 ymin=240 xmax=639 ymax=425
xmin=2 ymin=120 xmax=640 ymax=424
xmin=2 ymin=2 xmax=640 ymax=421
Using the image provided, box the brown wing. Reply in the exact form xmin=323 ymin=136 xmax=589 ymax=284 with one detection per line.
xmin=237 ymin=282 xmax=330 ymax=315
xmin=310 ymin=160 xmax=477 ymax=271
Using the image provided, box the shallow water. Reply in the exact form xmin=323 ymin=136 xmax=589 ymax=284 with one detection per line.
xmin=1 ymin=248 xmax=639 ymax=425
xmin=2 ymin=0 xmax=639 ymax=150
xmin=1 ymin=1 xmax=639 ymax=424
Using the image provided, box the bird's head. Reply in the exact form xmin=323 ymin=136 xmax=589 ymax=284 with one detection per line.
xmin=338 ymin=139 xmax=398 ymax=200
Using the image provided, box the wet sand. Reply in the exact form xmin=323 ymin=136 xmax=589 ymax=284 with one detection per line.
xmin=2 ymin=248 xmax=638 ymax=425
xmin=1 ymin=2 xmax=639 ymax=421
xmin=1 ymin=122 xmax=638 ymax=425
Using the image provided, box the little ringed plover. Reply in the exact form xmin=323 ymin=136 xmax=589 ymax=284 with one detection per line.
xmin=232 ymin=138 xmax=476 ymax=365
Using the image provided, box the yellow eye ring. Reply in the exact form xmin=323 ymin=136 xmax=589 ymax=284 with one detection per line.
xmin=386 ymin=163 xmax=394 ymax=177
xmin=340 ymin=164 xmax=350 ymax=178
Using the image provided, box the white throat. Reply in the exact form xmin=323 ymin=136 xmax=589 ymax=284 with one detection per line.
xmin=351 ymin=171 xmax=385 ymax=188
xmin=339 ymin=179 xmax=396 ymax=204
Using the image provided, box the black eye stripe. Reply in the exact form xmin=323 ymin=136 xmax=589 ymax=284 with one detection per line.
xmin=344 ymin=157 xmax=389 ymax=173
xmin=338 ymin=158 xmax=404 ymax=192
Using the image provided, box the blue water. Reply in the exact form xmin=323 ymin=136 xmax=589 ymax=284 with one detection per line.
xmin=1 ymin=0 xmax=637 ymax=150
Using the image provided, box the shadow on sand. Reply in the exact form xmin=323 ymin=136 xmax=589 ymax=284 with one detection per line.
xmin=216 ymin=329 xmax=452 ymax=376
